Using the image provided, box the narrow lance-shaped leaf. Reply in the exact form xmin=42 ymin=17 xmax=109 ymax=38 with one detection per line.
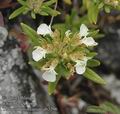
xmin=87 ymin=102 xmax=120 ymax=114
xmin=39 ymin=11 xmax=49 ymax=16
xmin=87 ymin=52 xmax=98 ymax=58
xmin=31 ymin=11 xmax=36 ymax=19
xmin=88 ymin=2 xmax=99 ymax=24
xmin=83 ymin=68 xmax=106 ymax=84
xmin=87 ymin=59 xmax=100 ymax=67
xmin=101 ymin=102 xmax=120 ymax=114
xmin=43 ymin=0 xmax=57 ymax=6
xmin=17 ymin=0 xmax=27 ymax=5
xmin=41 ymin=6 xmax=60 ymax=16
xmin=104 ymin=6 xmax=111 ymax=13
xmin=9 ymin=6 xmax=26 ymax=19
xmin=55 ymin=62 xmax=70 ymax=77
xmin=21 ymin=23 xmax=40 ymax=45
xmin=48 ymin=62 xmax=70 ymax=95
xmin=87 ymin=106 xmax=106 ymax=113
xmin=48 ymin=75 xmax=61 ymax=95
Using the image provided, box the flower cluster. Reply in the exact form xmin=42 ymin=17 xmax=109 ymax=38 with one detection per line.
xmin=9 ymin=0 xmax=60 ymax=19
xmin=28 ymin=0 xmax=44 ymax=13
xmin=104 ymin=0 xmax=120 ymax=7
xmin=32 ymin=23 xmax=98 ymax=82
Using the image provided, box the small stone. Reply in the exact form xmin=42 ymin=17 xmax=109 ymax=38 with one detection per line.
xmin=0 ymin=27 xmax=8 ymax=40
xmin=0 ymin=49 xmax=3 ymax=54
xmin=0 ymin=41 xmax=4 ymax=47
xmin=0 ymin=95 xmax=2 ymax=99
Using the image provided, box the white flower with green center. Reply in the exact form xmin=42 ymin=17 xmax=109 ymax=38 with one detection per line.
xmin=75 ymin=58 xmax=88 ymax=74
xmin=32 ymin=46 xmax=47 ymax=62
xmin=42 ymin=67 xmax=57 ymax=82
xmin=37 ymin=23 xmax=53 ymax=36
xmin=79 ymin=24 xmax=98 ymax=46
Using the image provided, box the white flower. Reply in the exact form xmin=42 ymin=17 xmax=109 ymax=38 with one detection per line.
xmin=65 ymin=30 xmax=72 ymax=37
xmin=32 ymin=47 xmax=47 ymax=62
xmin=79 ymin=24 xmax=98 ymax=46
xmin=42 ymin=67 xmax=57 ymax=82
xmin=80 ymin=24 xmax=89 ymax=38
xmin=81 ymin=37 xmax=98 ymax=46
xmin=75 ymin=58 xmax=88 ymax=75
xmin=37 ymin=23 xmax=53 ymax=36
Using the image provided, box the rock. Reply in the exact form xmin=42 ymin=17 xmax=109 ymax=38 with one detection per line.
xmin=104 ymin=74 xmax=120 ymax=104
xmin=96 ymin=21 xmax=120 ymax=76
xmin=0 ymin=27 xmax=8 ymax=47
xmin=0 ymin=27 xmax=58 ymax=114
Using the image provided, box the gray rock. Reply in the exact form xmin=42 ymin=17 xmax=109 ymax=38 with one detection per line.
xmin=0 ymin=27 xmax=8 ymax=47
xmin=0 ymin=27 xmax=58 ymax=114
xmin=104 ymin=74 xmax=120 ymax=103
xmin=96 ymin=21 xmax=120 ymax=75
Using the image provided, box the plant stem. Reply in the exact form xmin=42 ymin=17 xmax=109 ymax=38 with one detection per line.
xmin=49 ymin=0 xmax=58 ymax=26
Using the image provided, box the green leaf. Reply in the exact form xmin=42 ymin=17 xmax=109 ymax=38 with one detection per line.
xmin=87 ymin=52 xmax=98 ymax=58
xmin=39 ymin=11 xmax=49 ymax=16
xmin=41 ymin=6 xmax=60 ymax=16
xmin=98 ymin=2 xmax=104 ymax=9
xmin=31 ymin=11 xmax=36 ymax=19
xmin=87 ymin=106 xmax=106 ymax=113
xmin=55 ymin=62 xmax=70 ymax=77
xmin=53 ymin=24 xmax=68 ymax=37
xmin=48 ymin=75 xmax=61 ymax=95
xmin=43 ymin=0 xmax=57 ymax=6
xmin=29 ymin=58 xmax=48 ymax=69
xmin=104 ymin=6 xmax=111 ymax=13
xmin=101 ymin=102 xmax=120 ymax=114
xmin=9 ymin=6 xmax=26 ymax=19
xmin=87 ymin=102 xmax=120 ymax=114
xmin=29 ymin=61 xmax=41 ymax=69
xmin=10 ymin=0 xmax=59 ymax=18
xmin=83 ymin=68 xmax=106 ymax=84
xmin=21 ymin=23 xmax=40 ymax=45
xmin=88 ymin=29 xmax=99 ymax=38
xmin=87 ymin=59 xmax=100 ymax=67
xmin=88 ymin=2 xmax=99 ymax=24
xmin=17 ymin=0 xmax=26 ymax=5
xmin=64 ymin=0 xmax=72 ymax=5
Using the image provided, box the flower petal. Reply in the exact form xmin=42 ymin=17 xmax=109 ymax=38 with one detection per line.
xmin=81 ymin=37 xmax=98 ymax=46
xmin=42 ymin=69 xmax=57 ymax=82
xmin=75 ymin=65 xmax=86 ymax=74
xmin=80 ymin=24 xmax=89 ymax=37
xmin=32 ymin=47 xmax=46 ymax=62
xmin=65 ymin=30 xmax=72 ymax=37
xmin=75 ymin=60 xmax=87 ymax=74
xmin=37 ymin=23 xmax=52 ymax=36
